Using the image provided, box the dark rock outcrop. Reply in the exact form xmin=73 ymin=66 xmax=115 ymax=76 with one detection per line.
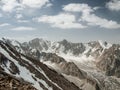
xmin=0 ymin=71 xmax=36 ymax=90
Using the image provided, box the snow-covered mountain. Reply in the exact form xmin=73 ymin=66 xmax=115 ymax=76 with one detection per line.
xmin=0 ymin=39 xmax=80 ymax=90
xmin=6 ymin=38 xmax=112 ymax=57
xmin=1 ymin=38 xmax=120 ymax=90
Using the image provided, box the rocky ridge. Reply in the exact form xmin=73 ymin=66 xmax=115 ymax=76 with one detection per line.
xmin=0 ymin=39 xmax=80 ymax=90
xmin=1 ymin=38 xmax=120 ymax=90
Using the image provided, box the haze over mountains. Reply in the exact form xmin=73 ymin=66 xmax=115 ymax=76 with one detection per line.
xmin=0 ymin=38 xmax=120 ymax=90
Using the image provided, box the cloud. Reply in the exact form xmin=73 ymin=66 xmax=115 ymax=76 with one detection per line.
xmin=11 ymin=26 xmax=36 ymax=31
xmin=17 ymin=20 xmax=29 ymax=23
xmin=63 ymin=3 xmax=120 ymax=29
xmin=81 ymin=13 xmax=120 ymax=29
xmin=1 ymin=0 xmax=20 ymax=12
xmin=22 ymin=0 xmax=50 ymax=8
xmin=93 ymin=6 xmax=101 ymax=10
xmin=63 ymin=3 xmax=93 ymax=14
xmin=15 ymin=14 xmax=23 ymax=19
xmin=0 ymin=0 xmax=52 ymax=12
xmin=0 ymin=13 xmax=3 ymax=17
xmin=106 ymin=0 xmax=120 ymax=11
xmin=45 ymin=3 xmax=53 ymax=8
xmin=0 ymin=23 xmax=10 ymax=27
xmin=34 ymin=13 xmax=86 ymax=29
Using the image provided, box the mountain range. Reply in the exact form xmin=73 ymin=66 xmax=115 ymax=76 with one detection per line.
xmin=0 ymin=38 xmax=120 ymax=90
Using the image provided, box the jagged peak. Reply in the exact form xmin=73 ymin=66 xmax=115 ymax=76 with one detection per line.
xmin=0 ymin=39 xmax=80 ymax=90
xmin=29 ymin=38 xmax=50 ymax=43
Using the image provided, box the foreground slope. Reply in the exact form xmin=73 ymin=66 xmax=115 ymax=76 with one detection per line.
xmin=0 ymin=70 xmax=37 ymax=90
xmin=0 ymin=39 xmax=80 ymax=90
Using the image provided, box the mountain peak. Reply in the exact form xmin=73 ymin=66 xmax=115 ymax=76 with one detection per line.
xmin=60 ymin=39 xmax=69 ymax=44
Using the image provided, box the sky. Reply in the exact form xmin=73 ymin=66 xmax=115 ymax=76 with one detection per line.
xmin=0 ymin=0 xmax=120 ymax=43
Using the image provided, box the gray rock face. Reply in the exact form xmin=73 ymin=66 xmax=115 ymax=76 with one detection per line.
xmin=61 ymin=62 xmax=87 ymax=79
xmin=87 ymin=41 xmax=103 ymax=58
xmin=55 ymin=39 xmax=86 ymax=55
xmin=29 ymin=38 xmax=50 ymax=51
xmin=97 ymin=44 xmax=120 ymax=77
xmin=40 ymin=52 xmax=66 ymax=64
xmin=39 ymin=52 xmax=86 ymax=79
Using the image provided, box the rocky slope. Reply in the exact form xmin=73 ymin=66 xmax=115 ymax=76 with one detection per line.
xmin=1 ymin=38 xmax=120 ymax=90
xmin=97 ymin=44 xmax=120 ymax=77
xmin=0 ymin=39 xmax=80 ymax=90
xmin=0 ymin=70 xmax=37 ymax=90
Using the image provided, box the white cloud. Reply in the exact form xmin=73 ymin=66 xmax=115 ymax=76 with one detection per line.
xmin=35 ymin=13 xmax=86 ymax=29
xmin=93 ymin=6 xmax=101 ymax=10
xmin=22 ymin=0 xmax=50 ymax=8
xmin=106 ymin=0 xmax=120 ymax=11
xmin=1 ymin=0 xmax=20 ymax=12
xmin=11 ymin=26 xmax=36 ymax=31
xmin=81 ymin=13 xmax=120 ymax=29
xmin=63 ymin=3 xmax=120 ymax=29
xmin=17 ymin=20 xmax=29 ymax=23
xmin=45 ymin=3 xmax=53 ymax=8
xmin=0 ymin=0 xmax=52 ymax=12
xmin=0 ymin=23 xmax=10 ymax=27
xmin=15 ymin=14 xmax=23 ymax=19
xmin=63 ymin=3 xmax=93 ymax=14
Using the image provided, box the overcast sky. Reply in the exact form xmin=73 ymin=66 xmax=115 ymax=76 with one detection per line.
xmin=0 ymin=0 xmax=120 ymax=43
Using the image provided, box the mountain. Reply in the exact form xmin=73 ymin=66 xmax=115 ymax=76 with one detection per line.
xmin=97 ymin=44 xmax=120 ymax=77
xmin=0 ymin=39 xmax=80 ymax=90
xmin=7 ymin=38 xmax=111 ymax=57
xmin=1 ymin=38 xmax=120 ymax=90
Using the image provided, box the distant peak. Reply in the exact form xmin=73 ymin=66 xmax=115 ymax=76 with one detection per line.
xmin=62 ymin=39 xmax=68 ymax=42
